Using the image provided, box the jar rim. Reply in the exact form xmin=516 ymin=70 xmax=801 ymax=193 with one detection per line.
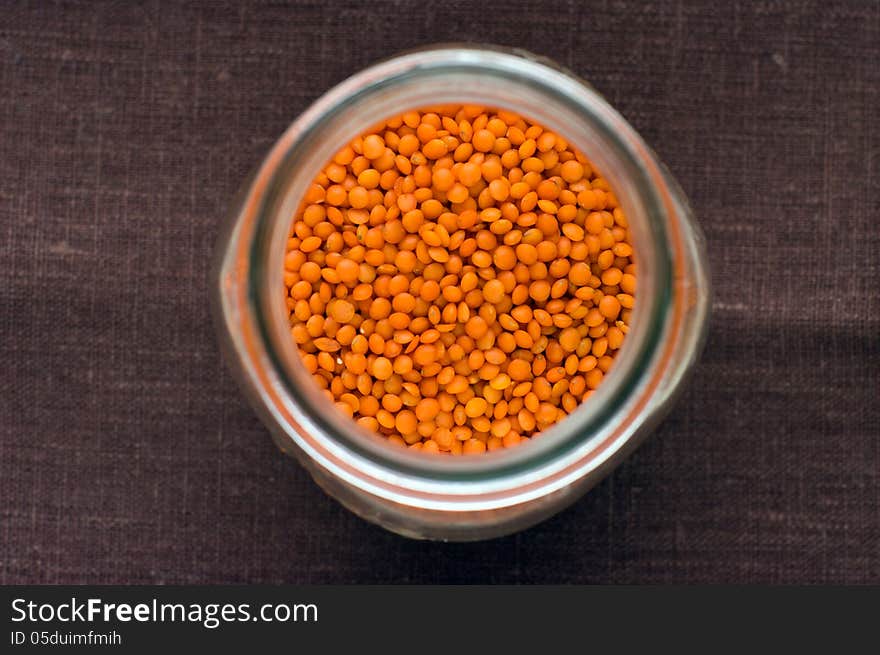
xmin=234 ymin=45 xmax=679 ymax=507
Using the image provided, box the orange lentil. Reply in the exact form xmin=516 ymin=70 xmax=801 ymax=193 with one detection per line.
xmin=285 ymin=106 xmax=635 ymax=454
xmin=599 ymin=295 xmax=622 ymax=320
xmin=472 ymin=129 xmax=496 ymax=152
xmin=423 ymin=139 xmax=448 ymax=159
xmin=372 ymin=356 xmax=393 ymax=380
xmin=362 ymin=134 xmax=385 ymax=160
xmin=482 ymin=278 xmax=505 ymax=304
xmin=507 ymin=359 xmax=533 ymax=381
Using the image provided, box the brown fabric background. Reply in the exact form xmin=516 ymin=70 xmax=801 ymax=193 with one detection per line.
xmin=1 ymin=0 xmax=878 ymax=584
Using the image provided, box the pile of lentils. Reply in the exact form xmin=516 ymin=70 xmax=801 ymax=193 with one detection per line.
xmin=284 ymin=106 xmax=635 ymax=455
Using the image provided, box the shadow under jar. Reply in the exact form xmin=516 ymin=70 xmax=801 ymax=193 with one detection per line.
xmin=212 ymin=46 xmax=710 ymax=541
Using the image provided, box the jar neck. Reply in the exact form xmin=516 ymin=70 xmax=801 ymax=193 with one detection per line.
xmin=226 ymin=46 xmax=684 ymax=504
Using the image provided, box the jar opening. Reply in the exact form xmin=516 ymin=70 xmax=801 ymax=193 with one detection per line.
xmin=246 ymin=47 xmax=674 ymax=489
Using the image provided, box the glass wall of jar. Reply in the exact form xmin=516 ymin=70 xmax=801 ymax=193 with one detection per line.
xmin=212 ymin=46 xmax=710 ymax=540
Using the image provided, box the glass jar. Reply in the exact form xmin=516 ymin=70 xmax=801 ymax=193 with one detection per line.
xmin=211 ymin=46 xmax=710 ymax=541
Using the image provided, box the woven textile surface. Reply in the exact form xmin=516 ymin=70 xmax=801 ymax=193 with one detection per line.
xmin=1 ymin=1 xmax=877 ymax=583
